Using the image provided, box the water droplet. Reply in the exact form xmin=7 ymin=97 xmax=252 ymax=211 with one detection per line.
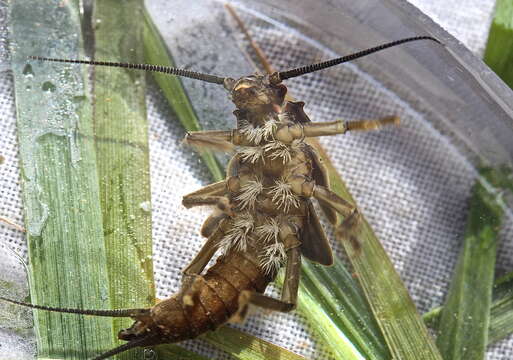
xmin=42 ymin=81 xmax=56 ymax=92
xmin=22 ymin=64 xmax=34 ymax=78
xmin=143 ymin=348 xmax=157 ymax=359
xmin=139 ymin=201 xmax=151 ymax=212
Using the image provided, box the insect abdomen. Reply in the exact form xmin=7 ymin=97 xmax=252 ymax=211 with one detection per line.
xmin=151 ymin=251 xmax=272 ymax=341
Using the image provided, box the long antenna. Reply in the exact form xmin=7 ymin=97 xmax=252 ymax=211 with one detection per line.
xmin=0 ymin=295 xmax=147 ymax=317
xmin=29 ymin=56 xmax=226 ymax=85
xmin=277 ymin=36 xmax=441 ymax=82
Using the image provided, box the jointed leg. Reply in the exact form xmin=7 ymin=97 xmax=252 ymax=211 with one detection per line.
xmin=231 ymin=246 xmax=302 ymax=321
xmin=346 ymin=116 xmax=399 ymax=132
xmin=184 ymin=130 xmax=235 ymax=152
xmin=274 ymin=115 xmax=399 ymax=142
xmin=181 ymin=236 xmax=221 ymax=307
xmin=289 ymin=178 xmax=361 ymax=243
xmin=183 ymin=180 xmax=227 ymax=198
xmin=281 ymin=246 xmax=301 ymax=308
xmin=200 ymin=211 xmax=228 ymax=238
xmin=312 ymin=185 xmax=356 ymax=218
xmin=311 ymin=185 xmax=362 ymax=251
xmin=182 ymin=195 xmax=225 ymax=208
xmin=182 ymin=232 xmax=222 ymax=276
xmin=182 ymin=229 xmax=224 ymax=292
xmin=185 ymin=115 xmax=398 ymax=150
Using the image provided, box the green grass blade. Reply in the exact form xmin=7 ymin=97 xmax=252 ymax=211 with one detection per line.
xmin=9 ymin=0 xmax=115 ymax=358
xmin=8 ymin=1 xmax=207 ymax=359
xmin=484 ymin=0 xmax=513 ymax=89
xmin=299 ymin=260 xmax=389 ymax=359
xmin=435 ymin=168 xmax=504 ymax=360
xmin=423 ymin=271 xmax=513 ymax=346
xmin=92 ymin=0 xmax=155 ymax=358
xmin=93 ymin=2 xmax=209 ymax=359
xmin=489 ymin=272 xmax=513 ymax=343
xmin=290 ymin=271 xmax=367 ymax=360
xmin=424 ymin=166 xmax=513 ymax=349
xmin=309 ymin=141 xmax=443 ymax=360
xmin=203 ymin=326 xmax=306 ymax=360
xmin=142 ymin=6 xmax=223 ymax=182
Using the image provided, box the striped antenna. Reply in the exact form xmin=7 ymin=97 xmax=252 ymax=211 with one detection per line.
xmin=0 ymin=295 xmax=147 ymax=317
xmin=276 ymin=36 xmax=441 ymax=82
xmin=29 ymin=56 xmax=226 ymax=85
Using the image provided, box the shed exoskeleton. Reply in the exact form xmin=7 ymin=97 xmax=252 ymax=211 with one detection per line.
xmin=1 ymin=36 xmax=440 ymax=359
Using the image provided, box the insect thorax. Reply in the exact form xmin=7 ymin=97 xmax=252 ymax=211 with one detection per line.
xmin=218 ymin=77 xmax=313 ymax=275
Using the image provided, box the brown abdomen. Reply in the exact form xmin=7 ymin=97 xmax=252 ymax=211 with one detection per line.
xmin=150 ymin=251 xmax=274 ymax=342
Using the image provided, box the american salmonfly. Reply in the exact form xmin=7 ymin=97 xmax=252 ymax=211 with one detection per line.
xmin=1 ymin=34 xmax=440 ymax=359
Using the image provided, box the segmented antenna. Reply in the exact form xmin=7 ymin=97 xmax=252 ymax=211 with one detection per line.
xmin=277 ymin=36 xmax=441 ymax=81
xmin=0 ymin=295 xmax=146 ymax=317
xmin=29 ymin=56 xmax=226 ymax=85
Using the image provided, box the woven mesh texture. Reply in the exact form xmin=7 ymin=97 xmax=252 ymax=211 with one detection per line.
xmin=1 ymin=0 xmax=512 ymax=359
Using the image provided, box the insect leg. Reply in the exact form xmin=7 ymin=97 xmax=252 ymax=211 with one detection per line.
xmin=281 ymin=246 xmax=302 ymax=309
xmin=311 ymin=185 xmax=356 ymax=218
xmin=181 ymin=247 xmax=217 ymax=306
xmin=200 ymin=211 xmax=228 ymax=238
xmin=183 ymin=228 xmax=224 ymax=277
xmin=291 ymin=177 xmax=362 ymax=250
xmin=231 ymin=247 xmax=302 ymax=322
xmin=182 ymin=195 xmax=225 ymax=208
xmin=234 ymin=286 xmax=296 ymax=316
xmin=345 ymin=116 xmax=400 ymax=132
xmin=184 ymin=130 xmax=235 ymax=152
xmin=273 ymin=115 xmax=399 ymax=143
xmin=311 ymin=185 xmax=362 ymax=251
xmin=183 ymin=180 xmax=227 ymax=198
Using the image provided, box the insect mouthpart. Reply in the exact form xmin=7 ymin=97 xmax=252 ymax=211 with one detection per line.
xmin=117 ymin=320 xmax=152 ymax=341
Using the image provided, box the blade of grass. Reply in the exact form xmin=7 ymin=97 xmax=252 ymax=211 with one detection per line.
xmin=423 ymin=270 xmax=513 ymax=346
xmin=202 ymin=326 xmax=306 ymax=360
xmin=287 ymin=270 xmax=366 ymax=360
xmin=484 ymin=0 xmax=513 ymax=89
xmin=8 ymin=1 xmax=207 ymax=359
xmin=92 ymin=0 xmax=155 ymax=359
xmin=314 ymin=142 xmax=443 ymax=360
xmin=435 ymin=168 xmax=503 ymax=360
xmin=9 ymin=0 xmax=116 ymax=358
xmin=489 ymin=272 xmax=513 ymax=343
xmin=93 ymin=2 xmax=209 ymax=359
xmin=142 ymin=6 xmax=223 ymax=182
xmin=424 ymin=166 xmax=513 ymax=348
xmin=299 ymin=260 xmax=389 ymax=359
xmin=273 ymin=257 xmax=389 ymax=359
